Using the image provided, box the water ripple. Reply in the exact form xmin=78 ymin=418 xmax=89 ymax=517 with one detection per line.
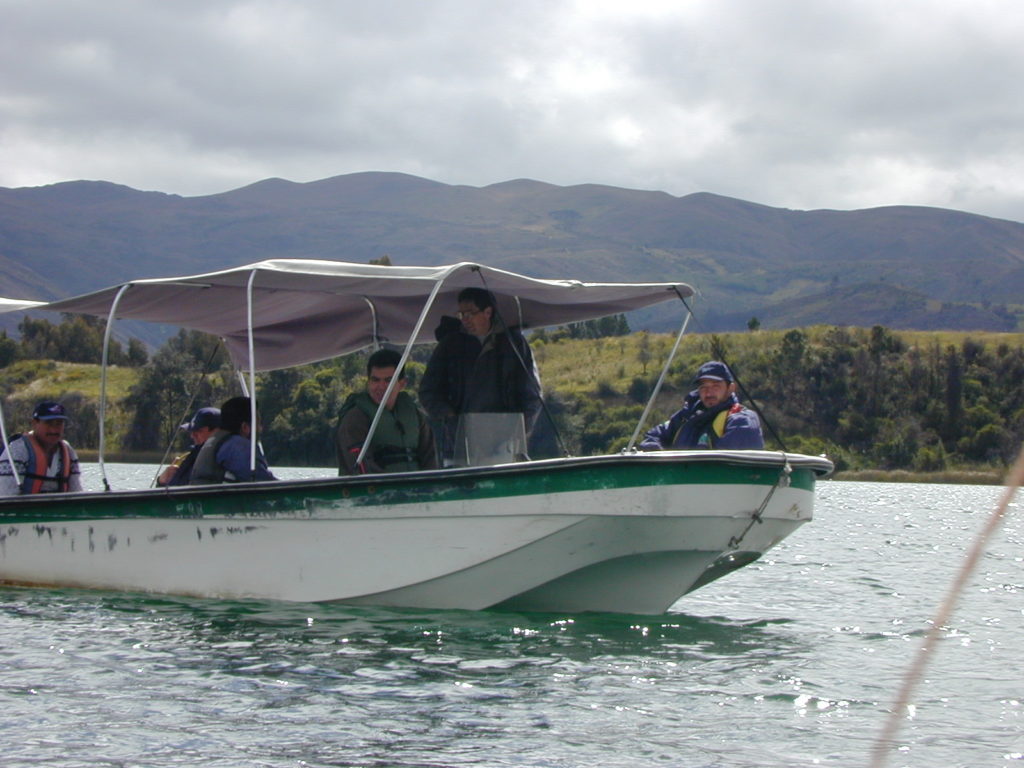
xmin=1 ymin=474 xmax=1021 ymax=767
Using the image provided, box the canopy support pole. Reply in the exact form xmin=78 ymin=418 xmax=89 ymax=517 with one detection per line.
xmin=97 ymin=283 xmax=132 ymax=491
xmin=363 ymin=297 xmax=380 ymax=348
xmin=246 ymin=270 xmax=258 ymax=472
xmin=625 ymin=293 xmax=693 ymax=452
xmin=474 ymin=270 xmax=567 ymax=457
xmin=355 ymin=268 xmax=459 ymax=468
xmin=0 ymin=402 xmax=20 ymax=489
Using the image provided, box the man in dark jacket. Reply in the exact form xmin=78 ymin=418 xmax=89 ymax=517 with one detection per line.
xmin=419 ymin=287 xmax=542 ymax=461
xmin=641 ymin=361 xmax=764 ymax=450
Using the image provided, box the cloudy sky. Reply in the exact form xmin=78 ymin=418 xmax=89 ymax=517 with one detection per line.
xmin=3 ymin=0 xmax=1023 ymax=221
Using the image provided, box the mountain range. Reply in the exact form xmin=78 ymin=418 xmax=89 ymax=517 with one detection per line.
xmin=2 ymin=171 xmax=1022 ymax=340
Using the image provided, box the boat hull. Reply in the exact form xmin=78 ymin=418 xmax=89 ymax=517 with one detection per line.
xmin=0 ymin=451 xmax=831 ymax=614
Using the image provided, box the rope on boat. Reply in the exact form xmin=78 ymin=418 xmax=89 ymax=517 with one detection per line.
xmin=728 ymin=458 xmax=792 ymax=550
xmin=707 ymin=333 xmax=789 ymax=454
xmin=476 ymin=268 xmax=572 ymax=458
xmin=150 ymin=340 xmax=225 ymax=488
xmin=868 ymin=443 xmax=1024 ymax=768
xmin=626 ymin=290 xmax=693 ymax=451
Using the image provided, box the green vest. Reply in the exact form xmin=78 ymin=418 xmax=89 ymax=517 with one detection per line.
xmin=340 ymin=391 xmax=424 ymax=472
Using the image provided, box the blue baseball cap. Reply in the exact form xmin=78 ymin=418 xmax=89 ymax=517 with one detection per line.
xmin=32 ymin=401 xmax=68 ymax=421
xmin=180 ymin=407 xmax=221 ymax=431
xmin=693 ymin=361 xmax=733 ymax=383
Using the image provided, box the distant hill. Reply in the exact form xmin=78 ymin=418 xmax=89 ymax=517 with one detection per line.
xmin=1 ymin=172 xmax=1022 ymax=340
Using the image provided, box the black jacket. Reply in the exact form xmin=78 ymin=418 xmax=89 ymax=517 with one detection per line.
xmin=419 ymin=323 xmax=542 ymax=432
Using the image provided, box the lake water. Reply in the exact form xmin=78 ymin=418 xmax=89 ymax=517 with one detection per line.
xmin=1 ymin=466 xmax=1020 ymax=767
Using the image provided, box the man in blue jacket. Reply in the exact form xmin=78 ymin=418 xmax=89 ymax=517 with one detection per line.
xmin=189 ymin=397 xmax=276 ymax=484
xmin=641 ymin=361 xmax=764 ymax=450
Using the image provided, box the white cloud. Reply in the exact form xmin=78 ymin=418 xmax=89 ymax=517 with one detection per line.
xmin=1 ymin=0 xmax=1023 ymax=221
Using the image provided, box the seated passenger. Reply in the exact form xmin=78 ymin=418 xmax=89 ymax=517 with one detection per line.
xmin=0 ymin=401 xmax=83 ymax=495
xmin=641 ymin=361 xmax=764 ymax=450
xmin=157 ymin=407 xmax=220 ymax=487
xmin=190 ymin=396 xmax=276 ymax=484
xmin=336 ymin=349 xmax=438 ymax=475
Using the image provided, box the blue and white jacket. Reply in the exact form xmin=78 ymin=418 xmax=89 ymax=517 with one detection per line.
xmin=641 ymin=391 xmax=764 ymax=450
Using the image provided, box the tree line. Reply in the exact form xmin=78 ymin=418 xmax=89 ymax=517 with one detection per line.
xmin=0 ymin=316 xmax=149 ymax=368
xmin=2 ymin=315 xmax=1022 ymax=474
xmin=716 ymin=325 xmax=1024 ymax=472
xmin=553 ymin=324 xmax=1024 ymax=473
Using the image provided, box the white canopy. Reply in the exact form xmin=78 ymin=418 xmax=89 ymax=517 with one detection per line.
xmin=0 ymin=297 xmax=45 ymax=314
xmin=31 ymin=259 xmax=693 ymax=371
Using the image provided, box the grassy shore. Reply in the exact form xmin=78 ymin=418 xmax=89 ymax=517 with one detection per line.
xmin=832 ymin=468 xmax=1006 ymax=485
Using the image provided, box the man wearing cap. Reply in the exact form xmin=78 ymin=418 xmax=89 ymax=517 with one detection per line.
xmin=190 ymin=396 xmax=276 ymax=484
xmin=640 ymin=361 xmax=764 ymax=450
xmin=157 ymin=407 xmax=221 ymax=487
xmin=0 ymin=401 xmax=84 ymax=495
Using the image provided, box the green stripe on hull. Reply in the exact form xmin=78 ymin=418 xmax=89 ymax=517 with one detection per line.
xmin=0 ymin=455 xmax=817 ymax=525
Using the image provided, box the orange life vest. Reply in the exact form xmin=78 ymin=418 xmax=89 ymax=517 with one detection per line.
xmin=20 ymin=433 xmax=73 ymax=494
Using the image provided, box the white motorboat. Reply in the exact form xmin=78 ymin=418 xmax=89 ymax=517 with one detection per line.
xmin=0 ymin=259 xmax=832 ymax=613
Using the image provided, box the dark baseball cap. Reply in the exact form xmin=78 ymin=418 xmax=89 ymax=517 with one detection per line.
xmin=693 ymin=361 xmax=733 ymax=383
xmin=181 ymin=407 xmax=221 ymax=431
xmin=32 ymin=401 xmax=68 ymax=421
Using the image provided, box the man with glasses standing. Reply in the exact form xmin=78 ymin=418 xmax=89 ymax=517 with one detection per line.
xmin=420 ymin=287 xmax=542 ymax=463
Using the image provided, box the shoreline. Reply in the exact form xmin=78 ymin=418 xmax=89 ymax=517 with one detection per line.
xmin=831 ymin=468 xmax=1005 ymax=485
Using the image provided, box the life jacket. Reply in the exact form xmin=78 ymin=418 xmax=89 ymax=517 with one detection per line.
xmin=18 ymin=433 xmax=73 ymax=494
xmin=340 ymin=391 xmax=423 ymax=473
xmin=672 ymin=403 xmax=741 ymax=449
xmin=188 ymin=429 xmax=232 ymax=485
